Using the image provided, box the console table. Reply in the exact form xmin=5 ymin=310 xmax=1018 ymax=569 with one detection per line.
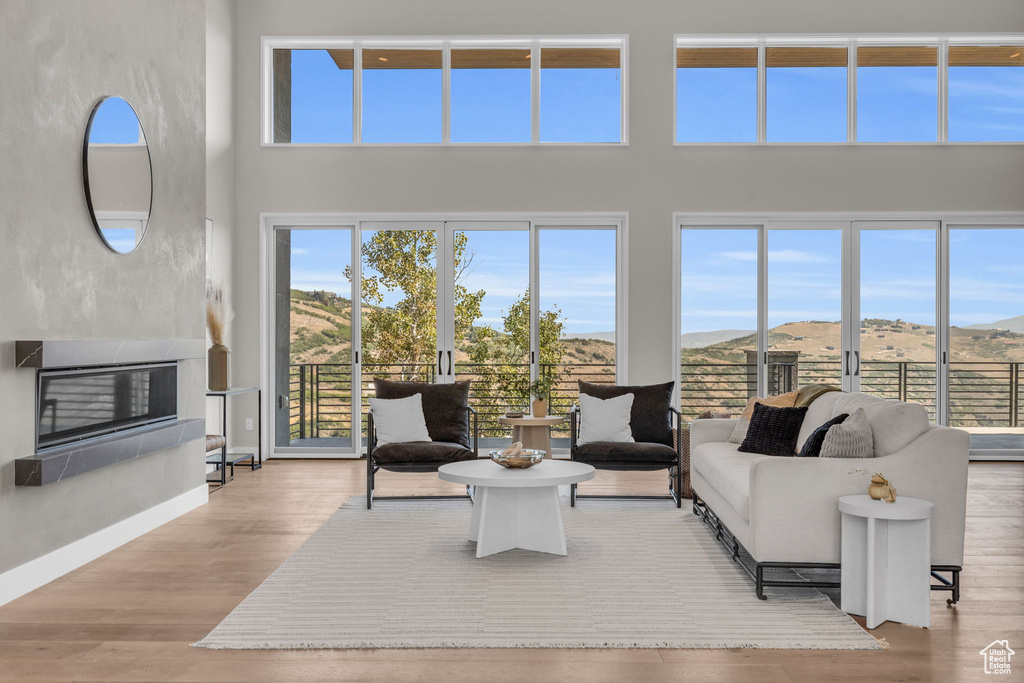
xmin=206 ymin=387 xmax=262 ymax=485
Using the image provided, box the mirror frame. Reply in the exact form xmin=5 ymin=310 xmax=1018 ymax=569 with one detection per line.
xmin=82 ymin=96 xmax=154 ymax=254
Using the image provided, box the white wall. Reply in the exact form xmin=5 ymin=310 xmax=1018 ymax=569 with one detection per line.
xmin=228 ymin=0 xmax=1024 ymax=437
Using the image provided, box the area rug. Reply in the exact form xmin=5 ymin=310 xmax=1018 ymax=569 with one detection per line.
xmin=194 ymin=496 xmax=882 ymax=650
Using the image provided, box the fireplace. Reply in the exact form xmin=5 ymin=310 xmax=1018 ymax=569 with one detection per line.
xmin=36 ymin=362 xmax=177 ymax=450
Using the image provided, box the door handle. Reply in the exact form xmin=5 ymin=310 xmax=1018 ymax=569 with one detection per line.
xmin=354 ymin=350 xmax=359 ymax=364
xmin=278 ymin=394 xmax=288 ymax=409
xmin=438 ymin=350 xmax=443 ymax=375
xmin=845 ymin=351 xmax=851 ymax=376
xmin=854 ymin=350 xmax=861 ymax=376
xmin=447 ymin=350 xmax=452 ymax=376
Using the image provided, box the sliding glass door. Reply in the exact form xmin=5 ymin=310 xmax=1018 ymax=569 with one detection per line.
xmin=679 ymin=216 xmax=1023 ymax=457
xmin=949 ymin=226 xmax=1024 ymax=454
xmin=766 ymin=225 xmax=845 ymax=392
xmin=270 ymin=216 xmax=623 ymax=456
xmin=273 ymin=226 xmax=356 ymax=451
xmin=445 ymin=222 xmax=531 ymax=444
xmin=854 ymin=222 xmax=939 ymax=419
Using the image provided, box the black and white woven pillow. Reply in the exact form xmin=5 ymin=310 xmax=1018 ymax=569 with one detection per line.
xmin=797 ymin=413 xmax=849 ymax=457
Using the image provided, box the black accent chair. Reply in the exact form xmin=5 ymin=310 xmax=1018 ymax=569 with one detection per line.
xmin=366 ymin=379 xmax=479 ymax=509
xmin=569 ymin=381 xmax=683 ymax=508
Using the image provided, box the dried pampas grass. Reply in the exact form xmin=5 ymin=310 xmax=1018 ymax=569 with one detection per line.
xmin=206 ymin=282 xmax=234 ymax=346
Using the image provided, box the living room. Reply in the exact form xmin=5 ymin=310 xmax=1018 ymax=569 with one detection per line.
xmin=1 ymin=0 xmax=1022 ymax=681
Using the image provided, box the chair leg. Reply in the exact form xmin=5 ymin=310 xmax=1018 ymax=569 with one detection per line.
xmin=675 ymin=465 xmax=682 ymax=508
xmin=570 ymin=483 xmax=576 ymax=507
xmin=366 ymin=457 xmax=373 ymax=509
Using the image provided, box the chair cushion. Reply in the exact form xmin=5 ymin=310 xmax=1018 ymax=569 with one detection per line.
xmin=373 ymin=379 xmax=471 ymax=447
xmin=578 ymin=380 xmax=674 ymax=446
xmin=371 ymin=441 xmax=475 ymax=465
xmin=574 ymin=441 xmax=677 ymax=465
xmin=691 ymin=442 xmax=764 ymax=522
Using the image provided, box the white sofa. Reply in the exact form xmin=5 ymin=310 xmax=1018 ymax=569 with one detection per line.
xmin=689 ymin=391 xmax=970 ymax=600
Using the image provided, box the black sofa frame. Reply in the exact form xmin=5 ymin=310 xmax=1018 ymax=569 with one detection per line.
xmin=692 ymin=492 xmax=961 ymax=603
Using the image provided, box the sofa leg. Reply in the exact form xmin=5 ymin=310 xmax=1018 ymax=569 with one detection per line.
xmin=570 ymin=483 xmax=576 ymax=507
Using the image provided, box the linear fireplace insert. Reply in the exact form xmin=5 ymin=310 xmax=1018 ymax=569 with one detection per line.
xmin=36 ymin=362 xmax=177 ymax=450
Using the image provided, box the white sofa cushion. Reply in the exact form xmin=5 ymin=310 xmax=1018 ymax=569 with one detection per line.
xmin=796 ymin=392 xmax=843 ymax=452
xmin=691 ymin=442 xmax=765 ymax=522
xmin=829 ymin=393 xmax=928 ymax=456
xmin=796 ymin=391 xmax=929 ymax=457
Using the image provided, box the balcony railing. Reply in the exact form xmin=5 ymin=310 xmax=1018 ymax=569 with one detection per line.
xmin=679 ymin=359 xmax=1022 ymax=429
xmin=287 ymin=359 xmax=1022 ymax=444
xmin=288 ymin=361 xmax=616 ymax=443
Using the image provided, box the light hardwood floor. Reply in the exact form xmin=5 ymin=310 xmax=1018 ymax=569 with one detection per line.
xmin=1 ymin=460 xmax=1020 ymax=682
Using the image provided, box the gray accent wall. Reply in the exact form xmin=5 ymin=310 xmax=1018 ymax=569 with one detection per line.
xmin=226 ymin=0 xmax=1024 ymax=425
xmin=0 ymin=0 xmax=206 ymax=575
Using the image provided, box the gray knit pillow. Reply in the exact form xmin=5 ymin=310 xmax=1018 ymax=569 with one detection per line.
xmin=819 ymin=408 xmax=873 ymax=458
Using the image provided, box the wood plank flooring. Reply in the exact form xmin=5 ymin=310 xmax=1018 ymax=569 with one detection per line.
xmin=0 ymin=460 xmax=1020 ymax=682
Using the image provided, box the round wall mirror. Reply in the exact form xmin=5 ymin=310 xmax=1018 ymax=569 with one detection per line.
xmin=83 ymin=96 xmax=153 ymax=253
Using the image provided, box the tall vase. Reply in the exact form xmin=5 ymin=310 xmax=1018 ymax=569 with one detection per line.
xmin=208 ymin=343 xmax=229 ymax=391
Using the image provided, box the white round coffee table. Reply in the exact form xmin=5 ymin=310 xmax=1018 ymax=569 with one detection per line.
xmin=438 ymin=459 xmax=595 ymax=559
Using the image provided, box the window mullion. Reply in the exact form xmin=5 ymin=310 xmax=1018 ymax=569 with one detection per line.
xmin=353 ymin=46 xmax=363 ymax=144
xmin=442 ymin=44 xmax=451 ymax=144
xmin=531 ymin=43 xmax=540 ymax=143
xmin=938 ymin=40 xmax=949 ymax=142
xmin=848 ymin=42 xmax=857 ymax=143
xmin=756 ymin=42 xmax=766 ymax=143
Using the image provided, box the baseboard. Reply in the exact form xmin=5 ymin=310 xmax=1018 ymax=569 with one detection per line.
xmin=0 ymin=484 xmax=208 ymax=607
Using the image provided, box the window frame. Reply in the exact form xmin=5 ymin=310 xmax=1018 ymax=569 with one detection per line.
xmin=261 ymin=35 xmax=629 ymax=147
xmin=673 ymin=34 xmax=1024 ymax=146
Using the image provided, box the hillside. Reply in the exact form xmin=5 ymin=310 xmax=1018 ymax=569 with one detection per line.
xmin=966 ymin=315 xmax=1024 ymax=334
xmin=288 ymin=289 xmax=616 ymax=367
xmin=681 ymin=318 xmax=1024 ymax=365
xmin=288 ymin=290 xmax=1023 ymax=369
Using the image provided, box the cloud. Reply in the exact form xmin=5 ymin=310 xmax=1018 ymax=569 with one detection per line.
xmin=720 ymin=249 xmax=831 ymax=264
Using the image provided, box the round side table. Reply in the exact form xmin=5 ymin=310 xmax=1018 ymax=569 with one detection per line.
xmin=497 ymin=415 xmax=564 ymax=458
xmin=839 ymin=494 xmax=934 ymax=629
xmin=439 ymin=459 xmax=594 ymax=558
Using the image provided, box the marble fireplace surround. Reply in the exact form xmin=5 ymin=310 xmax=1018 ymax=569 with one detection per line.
xmin=14 ymin=339 xmax=206 ymax=487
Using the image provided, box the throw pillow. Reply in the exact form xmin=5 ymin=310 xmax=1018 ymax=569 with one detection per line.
xmin=740 ymin=390 xmax=800 ymax=419
xmin=726 ymin=418 xmax=750 ymax=444
xmin=738 ymin=402 xmax=809 ymax=456
xmin=797 ymin=413 xmax=849 ymax=457
xmin=819 ymin=408 xmax=874 ymax=459
xmin=577 ymin=392 xmax=635 ymax=446
xmin=373 ymin=378 xmax=471 ymax=447
xmin=368 ymin=394 xmax=431 ymax=446
xmin=728 ymin=391 xmax=801 ymax=443
xmin=578 ymin=380 xmax=674 ymax=446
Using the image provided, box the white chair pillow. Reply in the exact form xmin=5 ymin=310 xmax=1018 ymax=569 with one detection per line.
xmin=368 ymin=394 xmax=431 ymax=446
xmin=577 ymin=393 xmax=635 ymax=446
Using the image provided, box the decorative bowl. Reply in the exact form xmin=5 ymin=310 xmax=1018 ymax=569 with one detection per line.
xmin=489 ymin=449 xmax=545 ymax=469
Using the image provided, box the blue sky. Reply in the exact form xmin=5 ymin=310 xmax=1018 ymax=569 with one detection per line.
xmin=681 ymin=227 xmax=1024 ymax=335
xmin=88 ymin=97 xmax=144 ymax=144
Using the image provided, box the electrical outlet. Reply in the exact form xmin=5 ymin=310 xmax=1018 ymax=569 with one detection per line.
xmin=245 ymin=418 xmax=254 ymax=431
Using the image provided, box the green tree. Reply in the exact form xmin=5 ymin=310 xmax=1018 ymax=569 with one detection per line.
xmin=347 ymin=230 xmax=485 ymax=379
xmin=468 ymin=289 xmax=566 ymax=422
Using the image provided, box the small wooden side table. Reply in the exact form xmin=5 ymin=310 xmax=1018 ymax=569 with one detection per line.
xmin=840 ymin=494 xmax=933 ymax=629
xmin=497 ymin=415 xmax=564 ymax=458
